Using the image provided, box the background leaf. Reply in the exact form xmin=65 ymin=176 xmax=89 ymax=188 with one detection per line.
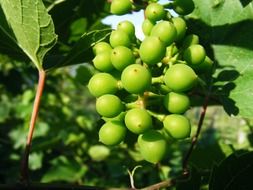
xmin=0 ymin=0 xmax=57 ymax=70
xmin=188 ymin=0 xmax=253 ymax=118
xmin=209 ymin=151 xmax=253 ymax=190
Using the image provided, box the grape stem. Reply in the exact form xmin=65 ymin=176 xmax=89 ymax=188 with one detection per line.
xmin=20 ymin=69 xmax=46 ymax=184
xmin=182 ymin=85 xmax=211 ymax=174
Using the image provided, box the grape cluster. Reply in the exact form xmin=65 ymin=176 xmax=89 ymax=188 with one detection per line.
xmin=87 ymin=1 xmax=213 ymax=164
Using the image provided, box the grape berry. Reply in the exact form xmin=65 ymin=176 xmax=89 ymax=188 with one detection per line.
xmin=87 ymin=1 xmax=213 ymax=164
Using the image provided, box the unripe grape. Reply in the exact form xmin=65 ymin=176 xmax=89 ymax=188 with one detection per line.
xmin=121 ymin=64 xmax=151 ymax=94
xmin=93 ymin=42 xmax=112 ymax=55
xmin=110 ymin=30 xmax=131 ymax=48
xmin=111 ymin=46 xmax=135 ymax=71
xmin=142 ymin=19 xmax=155 ymax=36
xmin=163 ymin=114 xmax=191 ymax=139
xmin=93 ymin=51 xmax=114 ymax=72
xmin=172 ymin=17 xmax=187 ymax=42
xmin=183 ymin=44 xmax=206 ymax=65
xmin=139 ymin=36 xmax=166 ymax=65
xmin=182 ymin=34 xmax=199 ymax=49
xmin=88 ymin=73 xmax=118 ymax=97
xmin=138 ymin=130 xmax=167 ymax=163
xmin=99 ymin=121 xmax=127 ymax=146
xmin=150 ymin=21 xmax=177 ymax=46
xmin=190 ymin=56 xmax=214 ymax=73
xmin=125 ymin=108 xmax=152 ymax=134
xmin=117 ymin=20 xmax=135 ymax=39
xmin=96 ymin=94 xmax=123 ymax=118
xmin=145 ymin=3 xmax=165 ymax=22
xmin=163 ymin=92 xmax=190 ymax=114
xmin=164 ymin=64 xmax=197 ymax=92
xmin=110 ymin=0 xmax=132 ymax=15
xmin=88 ymin=145 xmax=110 ymax=161
xmin=172 ymin=0 xmax=195 ymax=15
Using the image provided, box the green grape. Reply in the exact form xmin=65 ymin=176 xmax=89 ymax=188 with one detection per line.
xmin=183 ymin=44 xmax=206 ymax=65
xmin=117 ymin=20 xmax=135 ymax=39
xmin=172 ymin=0 xmax=195 ymax=15
xmin=150 ymin=21 xmax=177 ymax=46
xmin=163 ymin=92 xmax=190 ymax=114
xmin=111 ymin=46 xmax=135 ymax=71
xmin=138 ymin=130 xmax=167 ymax=163
xmin=145 ymin=3 xmax=165 ymax=22
xmin=109 ymin=30 xmax=132 ymax=48
xmin=121 ymin=64 xmax=151 ymax=94
xmin=139 ymin=36 xmax=166 ymax=65
xmin=93 ymin=51 xmax=114 ymax=72
xmin=93 ymin=42 xmax=112 ymax=55
xmin=142 ymin=19 xmax=155 ymax=36
xmin=182 ymin=34 xmax=199 ymax=49
xmin=110 ymin=0 xmax=132 ymax=15
xmin=190 ymin=56 xmax=214 ymax=74
xmin=163 ymin=114 xmax=191 ymax=139
xmin=125 ymin=108 xmax=152 ymax=134
xmin=96 ymin=94 xmax=123 ymax=118
xmin=88 ymin=145 xmax=110 ymax=161
xmin=172 ymin=17 xmax=187 ymax=42
xmin=99 ymin=121 xmax=127 ymax=146
xmin=164 ymin=64 xmax=197 ymax=92
xmin=88 ymin=73 xmax=118 ymax=97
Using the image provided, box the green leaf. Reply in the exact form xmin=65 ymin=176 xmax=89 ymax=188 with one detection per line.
xmin=44 ymin=29 xmax=111 ymax=70
xmin=209 ymin=151 xmax=253 ymax=190
xmin=0 ymin=0 xmax=57 ymax=70
xmin=189 ymin=0 xmax=253 ymax=117
xmin=41 ymin=156 xmax=87 ymax=183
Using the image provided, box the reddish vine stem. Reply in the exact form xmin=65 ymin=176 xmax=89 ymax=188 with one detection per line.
xmin=182 ymin=90 xmax=210 ymax=174
xmin=20 ymin=70 xmax=46 ymax=183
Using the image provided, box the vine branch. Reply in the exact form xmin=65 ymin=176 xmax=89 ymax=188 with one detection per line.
xmin=20 ymin=70 xmax=46 ymax=184
xmin=182 ymin=87 xmax=211 ymax=174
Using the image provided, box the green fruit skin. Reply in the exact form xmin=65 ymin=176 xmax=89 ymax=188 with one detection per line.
xmin=93 ymin=42 xmax=112 ymax=55
xmin=96 ymin=94 xmax=123 ymax=118
xmin=163 ymin=114 xmax=191 ymax=139
xmin=139 ymin=36 xmax=166 ymax=65
xmin=117 ymin=20 xmax=135 ymax=39
xmin=111 ymin=46 xmax=135 ymax=71
xmin=142 ymin=19 xmax=155 ymax=36
xmin=173 ymin=0 xmax=195 ymax=15
xmin=190 ymin=56 xmax=214 ymax=74
xmin=93 ymin=51 xmax=114 ymax=72
xmin=121 ymin=64 xmax=152 ymax=94
xmin=172 ymin=17 xmax=187 ymax=42
xmin=110 ymin=30 xmax=132 ymax=48
xmin=145 ymin=3 xmax=166 ymax=22
xmin=88 ymin=145 xmax=110 ymax=161
xmin=183 ymin=44 xmax=206 ymax=65
xmin=182 ymin=34 xmax=199 ymax=49
xmin=164 ymin=64 xmax=197 ymax=92
xmin=99 ymin=121 xmax=127 ymax=146
xmin=150 ymin=21 xmax=177 ymax=46
xmin=138 ymin=130 xmax=167 ymax=163
xmin=125 ymin=108 xmax=152 ymax=134
xmin=163 ymin=92 xmax=190 ymax=114
xmin=110 ymin=0 xmax=132 ymax=15
xmin=88 ymin=73 xmax=118 ymax=97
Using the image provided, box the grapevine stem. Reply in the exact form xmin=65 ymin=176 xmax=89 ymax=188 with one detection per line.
xmin=182 ymin=87 xmax=211 ymax=174
xmin=20 ymin=69 xmax=46 ymax=183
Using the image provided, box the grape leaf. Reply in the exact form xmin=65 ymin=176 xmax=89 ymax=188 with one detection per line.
xmin=189 ymin=0 xmax=253 ymax=118
xmin=43 ymin=28 xmax=111 ymax=70
xmin=209 ymin=151 xmax=253 ymax=190
xmin=0 ymin=0 xmax=57 ymax=70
